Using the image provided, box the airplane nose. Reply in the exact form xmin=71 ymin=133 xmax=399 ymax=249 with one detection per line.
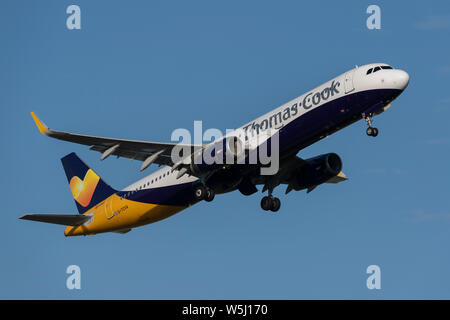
xmin=395 ymin=69 xmax=409 ymax=90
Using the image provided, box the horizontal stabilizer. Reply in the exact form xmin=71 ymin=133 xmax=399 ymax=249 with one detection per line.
xmin=20 ymin=214 xmax=91 ymax=226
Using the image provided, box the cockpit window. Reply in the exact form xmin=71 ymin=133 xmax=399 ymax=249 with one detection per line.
xmin=367 ymin=65 xmax=394 ymax=76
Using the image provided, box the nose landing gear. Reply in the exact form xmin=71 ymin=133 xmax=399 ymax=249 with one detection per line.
xmin=363 ymin=114 xmax=379 ymax=137
xmin=366 ymin=127 xmax=378 ymax=137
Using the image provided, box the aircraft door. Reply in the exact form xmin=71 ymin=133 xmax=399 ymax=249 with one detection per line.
xmin=105 ymin=196 xmax=114 ymax=220
xmin=344 ymin=70 xmax=355 ymax=94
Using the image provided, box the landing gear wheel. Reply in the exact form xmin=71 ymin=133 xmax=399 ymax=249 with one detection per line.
xmin=366 ymin=127 xmax=379 ymax=137
xmin=204 ymin=188 xmax=215 ymax=202
xmin=193 ymin=185 xmax=207 ymax=201
xmin=371 ymin=128 xmax=379 ymax=137
xmin=261 ymin=196 xmax=281 ymax=212
xmin=261 ymin=196 xmax=272 ymax=211
xmin=270 ymin=197 xmax=281 ymax=212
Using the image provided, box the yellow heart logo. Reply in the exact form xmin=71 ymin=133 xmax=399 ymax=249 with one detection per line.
xmin=69 ymin=169 xmax=100 ymax=207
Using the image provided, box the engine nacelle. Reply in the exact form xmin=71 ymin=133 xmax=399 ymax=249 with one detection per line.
xmin=290 ymin=153 xmax=342 ymax=191
xmin=189 ymin=136 xmax=246 ymax=175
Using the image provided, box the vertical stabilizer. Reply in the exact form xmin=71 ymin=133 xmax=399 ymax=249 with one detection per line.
xmin=61 ymin=152 xmax=116 ymax=214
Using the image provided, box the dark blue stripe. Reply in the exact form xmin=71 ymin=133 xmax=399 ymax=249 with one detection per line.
xmin=277 ymin=88 xmax=402 ymax=154
xmin=119 ymin=88 xmax=402 ymax=206
xmin=117 ymin=181 xmax=196 ymax=206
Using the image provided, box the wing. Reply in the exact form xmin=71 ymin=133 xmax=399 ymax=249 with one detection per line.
xmin=31 ymin=112 xmax=201 ymax=170
xmin=20 ymin=214 xmax=91 ymax=226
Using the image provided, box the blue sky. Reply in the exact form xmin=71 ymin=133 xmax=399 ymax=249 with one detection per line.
xmin=1 ymin=0 xmax=450 ymax=299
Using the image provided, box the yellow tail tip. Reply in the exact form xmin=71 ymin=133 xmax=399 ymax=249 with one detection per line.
xmin=30 ymin=112 xmax=48 ymax=134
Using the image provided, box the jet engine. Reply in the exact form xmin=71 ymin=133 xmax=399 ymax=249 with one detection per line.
xmin=290 ymin=153 xmax=342 ymax=191
xmin=189 ymin=136 xmax=245 ymax=175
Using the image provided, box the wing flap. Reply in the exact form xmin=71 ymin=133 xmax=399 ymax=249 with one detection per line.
xmin=89 ymin=145 xmax=173 ymax=165
xmin=20 ymin=214 xmax=91 ymax=226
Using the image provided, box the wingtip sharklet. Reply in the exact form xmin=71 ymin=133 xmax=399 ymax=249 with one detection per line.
xmin=30 ymin=112 xmax=49 ymax=135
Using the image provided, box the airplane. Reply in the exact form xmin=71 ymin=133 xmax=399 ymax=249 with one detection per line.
xmin=21 ymin=63 xmax=409 ymax=236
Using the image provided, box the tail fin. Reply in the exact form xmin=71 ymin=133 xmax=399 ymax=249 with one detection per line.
xmin=61 ymin=152 xmax=116 ymax=214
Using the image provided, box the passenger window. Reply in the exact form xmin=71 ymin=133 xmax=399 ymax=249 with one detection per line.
xmin=366 ymin=68 xmax=373 ymax=75
xmin=373 ymin=66 xmax=381 ymax=73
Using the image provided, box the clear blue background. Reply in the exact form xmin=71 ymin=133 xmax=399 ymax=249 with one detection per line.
xmin=1 ymin=0 xmax=450 ymax=299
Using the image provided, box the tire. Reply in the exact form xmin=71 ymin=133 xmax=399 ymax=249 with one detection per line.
xmin=204 ymin=188 xmax=215 ymax=202
xmin=260 ymin=196 xmax=272 ymax=211
xmin=193 ymin=185 xmax=206 ymax=201
xmin=366 ymin=127 xmax=373 ymax=136
xmin=372 ymin=128 xmax=379 ymax=137
xmin=270 ymin=197 xmax=281 ymax=212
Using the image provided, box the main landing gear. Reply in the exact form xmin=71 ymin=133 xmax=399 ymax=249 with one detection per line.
xmin=363 ymin=114 xmax=379 ymax=137
xmin=260 ymin=195 xmax=281 ymax=212
xmin=260 ymin=182 xmax=281 ymax=212
xmin=193 ymin=184 xmax=215 ymax=202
